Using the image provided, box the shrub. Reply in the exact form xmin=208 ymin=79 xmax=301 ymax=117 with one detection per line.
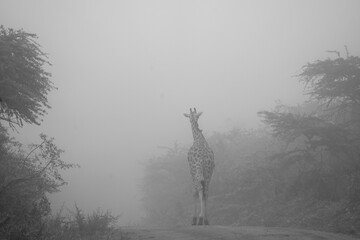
xmin=43 ymin=204 xmax=121 ymax=240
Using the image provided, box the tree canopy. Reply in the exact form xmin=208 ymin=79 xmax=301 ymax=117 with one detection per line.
xmin=259 ymin=53 xmax=360 ymax=167
xmin=300 ymin=55 xmax=360 ymax=108
xmin=258 ymin=52 xmax=360 ymax=232
xmin=0 ymin=26 xmax=80 ymax=239
xmin=0 ymin=25 xmax=54 ymax=127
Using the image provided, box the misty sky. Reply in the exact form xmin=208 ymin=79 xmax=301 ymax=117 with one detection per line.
xmin=1 ymin=0 xmax=360 ymax=223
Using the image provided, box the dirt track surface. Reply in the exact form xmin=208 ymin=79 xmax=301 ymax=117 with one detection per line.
xmin=121 ymin=225 xmax=359 ymax=240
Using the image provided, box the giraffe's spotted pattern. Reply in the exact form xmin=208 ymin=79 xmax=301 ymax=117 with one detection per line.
xmin=188 ymin=144 xmax=214 ymax=197
xmin=184 ymin=108 xmax=215 ymax=225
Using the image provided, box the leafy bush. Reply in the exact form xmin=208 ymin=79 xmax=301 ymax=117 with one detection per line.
xmin=43 ymin=204 xmax=121 ymax=240
xmin=0 ymin=124 xmax=77 ymax=239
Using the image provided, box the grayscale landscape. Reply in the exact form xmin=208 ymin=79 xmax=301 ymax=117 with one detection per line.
xmin=1 ymin=1 xmax=360 ymax=239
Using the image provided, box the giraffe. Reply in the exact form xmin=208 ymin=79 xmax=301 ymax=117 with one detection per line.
xmin=183 ymin=108 xmax=215 ymax=225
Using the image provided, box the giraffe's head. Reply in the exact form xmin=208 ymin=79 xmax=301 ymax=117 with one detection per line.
xmin=184 ymin=108 xmax=203 ymax=131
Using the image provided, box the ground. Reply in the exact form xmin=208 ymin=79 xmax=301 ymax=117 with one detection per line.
xmin=118 ymin=226 xmax=359 ymax=240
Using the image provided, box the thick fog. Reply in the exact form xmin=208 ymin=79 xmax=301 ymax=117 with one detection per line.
xmin=1 ymin=0 xmax=360 ymax=224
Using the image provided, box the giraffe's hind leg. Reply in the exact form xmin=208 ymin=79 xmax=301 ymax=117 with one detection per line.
xmin=203 ymin=192 xmax=209 ymax=225
xmin=197 ymin=217 xmax=204 ymax=225
xmin=197 ymin=217 xmax=209 ymax=225
xmin=197 ymin=184 xmax=206 ymax=225
xmin=191 ymin=191 xmax=198 ymax=225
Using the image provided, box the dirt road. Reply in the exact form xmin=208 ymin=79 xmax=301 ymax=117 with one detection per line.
xmin=120 ymin=225 xmax=358 ymax=240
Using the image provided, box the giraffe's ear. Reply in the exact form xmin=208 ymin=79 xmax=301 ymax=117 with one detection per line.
xmin=183 ymin=113 xmax=190 ymax=118
xmin=197 ymin=112 xmax=203 ymax=117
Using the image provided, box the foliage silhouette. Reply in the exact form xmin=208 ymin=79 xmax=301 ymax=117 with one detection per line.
xmin=141 ymin=52 xmax=360 ymax=235
xmin=0 ymin=25 xmax=54 ymax=127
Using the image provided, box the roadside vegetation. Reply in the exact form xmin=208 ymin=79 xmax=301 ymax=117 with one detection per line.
xmin=0 ymin=26 xmax=126 ymax=240
xmin=141 ymin=50 xmax=360 ymax=236
xmin=43 ymin=204 xmax=122 ymax=240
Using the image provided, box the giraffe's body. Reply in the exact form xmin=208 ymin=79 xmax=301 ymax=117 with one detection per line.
xmin=184 ymin=108 xmax=215 ymax=225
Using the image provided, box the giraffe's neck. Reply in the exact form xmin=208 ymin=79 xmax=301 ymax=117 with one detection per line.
xmin=191 ymin=121 xmax=206 ymax=143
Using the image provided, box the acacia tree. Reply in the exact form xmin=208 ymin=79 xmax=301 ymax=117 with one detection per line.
xmin=0 ymin=26 xmax=77 ymax=239
xmin=259 ymin=51 xmax=360 ymax=202
xmin=0 ymin=25 xmax=54 ymax=127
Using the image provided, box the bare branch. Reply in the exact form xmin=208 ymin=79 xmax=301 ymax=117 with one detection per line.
xmin=0 ymin=139 xmax=52 ymax=195
xmin=326 ymin=50 xmax=340 ymax=58
xmin=24 ymin=139 xmax=46 ymax=161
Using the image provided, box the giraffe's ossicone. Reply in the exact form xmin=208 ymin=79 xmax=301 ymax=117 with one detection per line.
xmin=184 ymin=108 xmax=215 ymax=225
